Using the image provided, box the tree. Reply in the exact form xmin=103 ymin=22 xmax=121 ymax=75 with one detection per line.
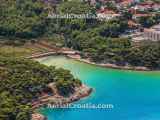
xmin=0 ymin=0 xmax=47 ymax=39
xmin=0 ymin=55 xmax=82 ymax=119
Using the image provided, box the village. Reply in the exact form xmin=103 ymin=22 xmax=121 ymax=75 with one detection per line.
xmin=1 ymin=0 xmax=160 ymax=120
xmin=91 ymin=0 xmax=160 ymax=42
xmin=45 ymin=0 xmax=160 ymax=42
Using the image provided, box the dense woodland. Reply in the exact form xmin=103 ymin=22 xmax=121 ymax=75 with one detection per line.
xmin=0 ymin=0 xmax=160 ymax=69
xmin=0 ymin=0 xmax=160 ymax=119
xmin=0 ymin=54 xmax=81 ymax=120
xmin=0 ymin=0 xmax=47 ymax=38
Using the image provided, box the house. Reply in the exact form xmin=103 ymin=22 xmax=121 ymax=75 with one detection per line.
xmin=133 ymin=1 xmax=160 ymax=12
xmin=128 ymin=20 xmax=140 ymax=29
xmin=143 ymin=24 xmax=160 ymax=41
xmin=153 ymin=4 xmax=160 ymax=11
xmin=97 ymin=8 xmax=121 ymax=20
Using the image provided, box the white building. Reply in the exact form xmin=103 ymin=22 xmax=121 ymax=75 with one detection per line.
xmin=143 ymin=24 xmax=160 ymax=41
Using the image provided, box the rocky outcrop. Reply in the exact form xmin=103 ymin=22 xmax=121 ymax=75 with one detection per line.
xmin=32 ymin=84 xmax=92 ymax=109
xmin=32 ymin=113 xmax=47 ymax=120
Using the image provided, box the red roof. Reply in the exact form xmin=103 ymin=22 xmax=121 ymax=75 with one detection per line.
xmin=97 ymin=9 xmax=116 ymax=14
xmin=120 ymin=0 xmax=134 ymax=6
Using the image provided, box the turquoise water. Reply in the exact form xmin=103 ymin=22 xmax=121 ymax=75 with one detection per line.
xmin=37 ymin=56 xmax=160 ymax=120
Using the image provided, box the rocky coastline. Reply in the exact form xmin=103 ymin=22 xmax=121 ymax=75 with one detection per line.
xmin=30 ymin=49 xmax=152 ymax=120
xmin=31 ymin=84 xmax=92 ymax=120
xmin=32 ymin=113 xmax=47 ymax=120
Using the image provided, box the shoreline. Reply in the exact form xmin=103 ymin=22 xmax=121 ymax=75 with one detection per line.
xmin=32 ymin=84 xmax=92 ymax=120
xmin=30 ymin=50 xmax=156 ymax=120
xmin=32 ymin=84 xmax=92 ymax=109
xmin=32 ymin=113 xmax=47 ymax=120
xmin=28 ymin=51 xmax=153 ymax=71
xmin=66 ymin=55 xmax=151 ymax=71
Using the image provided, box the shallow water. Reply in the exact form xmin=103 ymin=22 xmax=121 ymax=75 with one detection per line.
xmin=37 ymin=56 xmax=160 ymax=120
